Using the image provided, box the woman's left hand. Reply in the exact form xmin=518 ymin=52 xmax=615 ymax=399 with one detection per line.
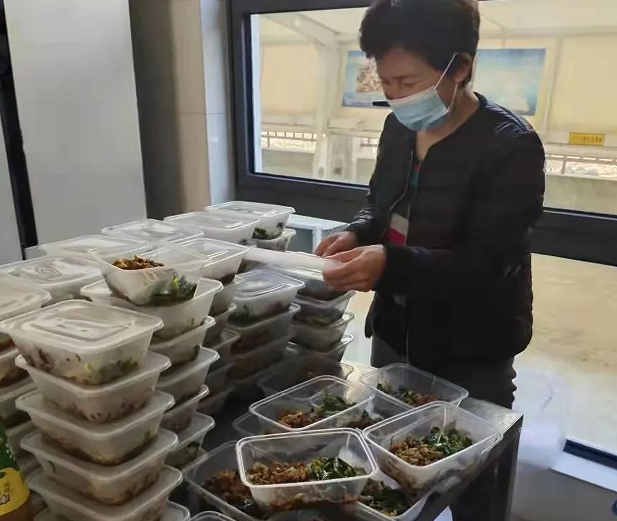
xmin=323 ymin=245 xmax=386 ymax=292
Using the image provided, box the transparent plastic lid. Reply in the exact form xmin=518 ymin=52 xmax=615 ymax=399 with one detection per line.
xmin=208 ymin=201 xmax=294 ymax=219
xmin=1 ymin=300 xmax=163 ymax=355
xmin=27 ymin=466 xmax=183 ymax=521
xmin=102 ymin=219 xmax=203 ymax=244
xmin=17 ymin=391 xmax=175 ymax=440
xmin=0 ymin=275 xmax=51 ymax=322
xmin=175 ymin=412 xmax=215 ymax=452
xmin=181 ymin=238 xmax=249 ymax=264
xmin=40 ymin=235 xmax=144 ymax=259
xmin=22 ymin=429 xmax=178 ymax=484
xmin=234 ymin=270 xmax=303 ymax=299
xmin=166 ymin=212 xmax=259 ymax=232
xmin=35 ymin=502 xmax=190 ymax=521
xmin=0 ymin=256 xmax=101 ymax=291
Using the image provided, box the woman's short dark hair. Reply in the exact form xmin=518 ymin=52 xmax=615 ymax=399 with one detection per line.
xmin=360 ymin=0 xmax=480 ymax=82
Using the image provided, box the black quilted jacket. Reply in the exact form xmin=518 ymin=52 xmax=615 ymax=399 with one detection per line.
xmin=347 ymin=94 xmax=546 ymax=366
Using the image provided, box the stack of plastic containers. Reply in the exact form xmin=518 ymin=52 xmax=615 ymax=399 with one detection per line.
xmin=86 ymin=242 xmax=225 ymax=471
xmin=0 ymin=299 xmax=186 ymax=519
xmin=206 ymin=201 xmax=296 ymax=252
xmin=210 ymin=269 xmax=304 ymax=405
xmin=272 ymin=266 xmax=355 ymax=361
xmin=0 ymin=276 xmax=51 ymax=489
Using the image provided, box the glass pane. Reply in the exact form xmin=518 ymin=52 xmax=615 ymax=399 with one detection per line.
xmin=251 ymin=0 xmax=617 ymax=213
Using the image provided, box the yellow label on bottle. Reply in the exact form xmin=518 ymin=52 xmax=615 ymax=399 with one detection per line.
xmin=0 ymin=468 xmax=30 ymax=515
xmin=568 ymin=132 xmax=605 ymax=146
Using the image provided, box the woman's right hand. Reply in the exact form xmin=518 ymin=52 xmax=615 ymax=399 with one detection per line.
xmin=315 ymin=231 xmax=359 ymax=257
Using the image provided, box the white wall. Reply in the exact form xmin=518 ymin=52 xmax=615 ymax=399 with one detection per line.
xmin=5 ymin=0 xmax=147 ymax=243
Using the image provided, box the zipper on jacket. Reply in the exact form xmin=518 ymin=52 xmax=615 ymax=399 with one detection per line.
xmin=379 ymin=150 xmax=415 ymax=242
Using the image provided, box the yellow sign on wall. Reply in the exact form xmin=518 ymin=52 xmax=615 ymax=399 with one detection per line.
xmin=568 ymin=133 xmax=605 ymax=146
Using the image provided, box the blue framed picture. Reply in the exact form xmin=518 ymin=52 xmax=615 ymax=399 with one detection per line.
xmin=342 ymin=50 xmax=385 ymax=108
xmin=474 ymin=48 xmax=546 ymax=116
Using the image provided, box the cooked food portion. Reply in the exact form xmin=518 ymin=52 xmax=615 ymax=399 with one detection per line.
xmin=278 ymin=393 xmax=355 ymax=429
xmin=360 ymin=480 xmax=412 ymax=517
xmin=377 ymin=383 xmax=438 ymax=407
xmin=390 ymin=427 xmax=473 ymax=466
xmin=247 ymin=457 xmax=362 ymax=485
xmin=203 ymin=469 xmax=265 ymax=518
xmin=113 ymin=256 xmax=164 ymax=270
xmin=150 ymin=275 xmax=197 ymax=304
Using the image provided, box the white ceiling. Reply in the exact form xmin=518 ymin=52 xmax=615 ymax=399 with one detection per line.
xmin=259 ymin=0 xmax=617 ymax=42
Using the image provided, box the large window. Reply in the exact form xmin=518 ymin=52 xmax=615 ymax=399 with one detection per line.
xmin=231 ymin=0 xmax=617 ymax=461
xmin=245 ymin=1 xmax=617 ymax=216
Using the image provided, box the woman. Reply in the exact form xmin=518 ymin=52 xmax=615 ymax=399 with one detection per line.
xmin=317 ymin=0 xmax=544 ymax=518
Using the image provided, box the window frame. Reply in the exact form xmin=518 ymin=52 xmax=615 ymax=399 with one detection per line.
xmin=229 ymin=0 xmax=617 ymax=267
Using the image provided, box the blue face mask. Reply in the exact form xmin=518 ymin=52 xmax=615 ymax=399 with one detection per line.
xmin=388 ymin=54 xmax=458 ymax=132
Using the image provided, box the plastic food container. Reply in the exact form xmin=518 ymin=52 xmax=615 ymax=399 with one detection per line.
xmin=232 ymin=271 xmax=303 ymax=323
xmin=363 ymin=402 xmax=502 ymax=491
xmin=236 ymin=428 xmax=378 ymax=511
xmin=102 ymin=218 xmax=203 ymax=245
xmin=183 ymin=441 xmax=258 ymax=521
xmin=360 ymin=364 xmax=469 ymax=408
xmin=286 ymin=334 xmax=354 ymax=362
xmin=273 ymin=266 xmax=344 ymax=301
xmin=3 ymin=300 xmax=163 ymax=385
xmin=35 ymin=502 xmax=189 ymax=521
xmin=0 ymin=256 xmax=101 ymax=304
xmin=205 ymin=362 xmax=232 ymax=396
xmin=248 ymin=229 xmax=296 ymax=252
xmin=165 ymin=413 xmax=215 ymax=469
xmin=179 ymin=238 xmax=249 ymax=284
xmin=232 ymin=412 xmax=265 ymax=438
xmin=228 ymin=335 xmax=290 ymax=380
xmin=16 ymin=352 xmax=170 ymax=423
xmin=6 ymin=420 xmax=36 ymax=458
xmin=205 ymin=328 xmax=238 ymax=370
xmin=0 ymin=346 xmax=27 ymax=388
xmin=0 ymin=377 xmax=35 ymax=428
xmin=17 ymin=391 xmax=174 ymax=465
xmin=294 ymin=291 xmax=355 ymax=326
xmin=150 ymin=321 xmax=212 ymax=367
xmin=349 ymin=472 xmax=429 ymax=521
xmin=165 ymin=212 xmax=259 ymax=245
xmin=207 ymin=201 xmax=295 ymax=240
xmin=27 ymin=465 xmax=182 ymax=521
xmin=205 ymin=307 xmax=236 ymax=346
xmin=82 ymin=279 xmax=221 ymax=341
xmin=40 ymin=235 xmax=144 ymax=262
xmin=231 ymin=360 xmax=288 ymax=403
xmin=22 ymin=429 xmax=178 ymax=505
xmin=157 ymin=348 xmax=219 ymax=403
xmin=257 ymin=356 xmax=355 ymax=397
xmin=197 ymin=385 xmax=234 ymax=416
xmin=250 ymin=376 xmax=374 ymax=433
xmin=162 ymin=385 xmax=210 ymax=433
xmin=0 ymin=275 xmax=51 ymax=353
xmin=91 ymin=243 xmax=207 ymax=306
xmin=292 ymin=312 xmax=354 ymax=350
xmin=227 ymin=304 xmax=298 ymax=353
xmin=211 ymin=278 xmax=242 ymax=316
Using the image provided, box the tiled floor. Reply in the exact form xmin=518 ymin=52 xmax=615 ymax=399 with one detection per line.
xmin=343 ymin=254 xmax=617 ymax=455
